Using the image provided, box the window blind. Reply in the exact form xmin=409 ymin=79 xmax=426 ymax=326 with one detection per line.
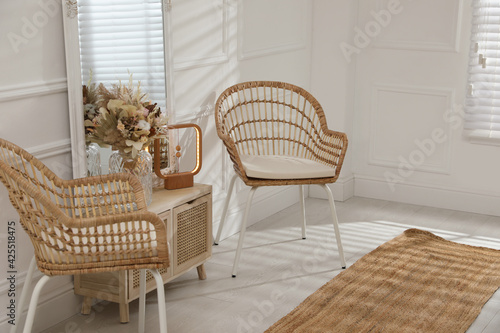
xmin=465 ymin=0 xmax=500 ymax=135
xmin=78 ymin=0 xmax=166 ymax=109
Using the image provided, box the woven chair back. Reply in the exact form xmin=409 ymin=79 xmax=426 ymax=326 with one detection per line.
xmin=215 ymin=81 xmax=329 ymax=159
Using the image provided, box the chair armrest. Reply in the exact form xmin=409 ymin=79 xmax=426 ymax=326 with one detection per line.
xmin=217 ymin=132 xmax=248 ymax=181
xmin=312 ymin=128 xmax=348 ymax=176
xmin=321 ymin=129 xmax=348 ymax=150
xmin=68 ymin=209 xmax=165 ymax=228
xmin=61 ymin=210 xmax=169 ymax=260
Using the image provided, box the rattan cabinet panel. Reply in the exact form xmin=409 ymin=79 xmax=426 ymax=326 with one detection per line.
xmin=74 ymin=184 xmax=212 ymax=323
xmin=173 ymin=194 xmax=212 ymax=275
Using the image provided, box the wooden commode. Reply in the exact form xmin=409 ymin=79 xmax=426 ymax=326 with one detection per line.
xmin=74 ymin=183 xmax=212 ymax=323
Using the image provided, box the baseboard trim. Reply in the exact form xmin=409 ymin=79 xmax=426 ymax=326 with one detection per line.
xmin=308 ymin=175 xmax=355 ymax=202
xmin=212 ymin=185 xmax=300 ymax=241
xmin=0 ymin=266 xmax=43 ymax=296
xmin=354 ymin=175 xmax=500 ymax=217
xmin=0 ymin=278 xmax=79 ymax=332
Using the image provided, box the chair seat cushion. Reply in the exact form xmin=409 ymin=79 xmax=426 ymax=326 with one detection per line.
xmin=239 ymin=154 xmax=335 ymax=179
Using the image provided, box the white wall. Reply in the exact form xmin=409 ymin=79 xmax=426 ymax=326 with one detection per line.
xmin=350 ymin=0 xmax=500 ymax=216
xmin=0 ymin=0 xmax=314 ymax=331
xmin=310 ymin=0 xmax=500 ymax=216
xmin=309 ymin=0 xmax=358 ymax=201
xmin=170 ymin=0 xmax=314 ymax=240
xmin=0 ymin=1 xmax=79 ymax=332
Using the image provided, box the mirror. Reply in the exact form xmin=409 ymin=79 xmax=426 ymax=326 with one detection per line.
xmin=61 ymin=0 xmax=175 ymax=179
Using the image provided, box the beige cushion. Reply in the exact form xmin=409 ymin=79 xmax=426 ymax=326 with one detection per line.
xmin=239 ymin=154 xmax=335 ymax=179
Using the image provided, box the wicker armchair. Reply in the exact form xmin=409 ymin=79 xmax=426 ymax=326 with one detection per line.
xmin=214 ymin=81 xmax=348 ymax=277
xmin=0 ymin=139 xmax=168 ymax=333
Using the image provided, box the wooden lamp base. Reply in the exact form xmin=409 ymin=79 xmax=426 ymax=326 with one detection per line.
xmin=164 ymin=173 xmax=194 ymax=190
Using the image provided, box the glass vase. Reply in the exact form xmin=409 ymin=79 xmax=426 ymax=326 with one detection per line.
xmin=86 ymin=142 xmax=101 ymax=176
xmin=109 ymin=149 xmax=153 ymax=206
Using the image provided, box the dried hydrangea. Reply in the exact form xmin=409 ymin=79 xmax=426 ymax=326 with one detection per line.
xmin=85 ymin=74 xmax=168 ymax=158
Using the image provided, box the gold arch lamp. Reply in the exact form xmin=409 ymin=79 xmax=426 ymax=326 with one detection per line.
xmin=153 ymin=123 xmax=202 ymax=190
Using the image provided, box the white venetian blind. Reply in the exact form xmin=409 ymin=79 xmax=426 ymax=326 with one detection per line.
xmin=465 ymin=0 xmax=500 ymax=135
xmin=78 ymin=0 xmax=166 ymax=109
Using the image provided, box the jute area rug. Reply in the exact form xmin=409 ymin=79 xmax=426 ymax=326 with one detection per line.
xmin=266 ymin=229 xmax=500 ymax=333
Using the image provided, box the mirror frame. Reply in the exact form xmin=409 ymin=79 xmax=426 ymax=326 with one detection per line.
xmin=62 ymin=0 xmax=176 ymax=179
xmin=62 ymin=0 xmax=86 ymax=179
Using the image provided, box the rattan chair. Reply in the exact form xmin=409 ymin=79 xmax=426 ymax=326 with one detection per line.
xmin=214 ymin=81 xmax=348 ymax=277
xmin=0 ymin=138 xmax=169 ymax=333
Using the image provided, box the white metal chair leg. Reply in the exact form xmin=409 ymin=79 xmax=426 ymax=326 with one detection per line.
xmin=11 ymin=256 xmax=36 ymax=333
xmin=138 ymin=269 xmax=167 ymax=333
xmin=299 ymin=185 xmax=306 ymax=239
xmin=232 ymin=186 xmax=257 ymax=277
xmin=138 ymin=269 xmax=146 ymax=333
xmin=214 ymin=174 xmax=238 ymax=245
xmin=149 ymin=269 xmax=167 ymax=333
xmin=320 ymin=184 xmax=346 ymax=269
xmin=23 ymin=275 xmax=51 ymax=333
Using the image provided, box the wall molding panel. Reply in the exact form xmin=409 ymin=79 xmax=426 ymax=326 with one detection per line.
xmin=361 ymin=0 xmax=463 ymax=52
xmin=0 ymin=79 xmax=67 ymax=103
xmin=26 ymin=139 xmax=72 ymax=160
xmin=172 ymin=0 xmax=229 ymax=70
xmin=237 ymin=0 xmax=308 ymax=60
xmin=175 ymin=106 xmax=214 ymax=123
xmin=369 ymin=83 xmax=454 ymax=175
xmin=175 ymin=53 xmax=229 ymax=71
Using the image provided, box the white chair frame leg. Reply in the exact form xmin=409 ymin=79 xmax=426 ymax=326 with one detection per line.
xmin=22 ymin=274 xmax=51 ymax=333
xmin=214 ymin=174 xmax=238 ymax=245
xmin=139 ymin=270 xmax=147 ymax=333
xmin=231 ymin=186 xmax=257 ymax=277
xmin=11 ymin=256 xmax=36 ymax=333
xmin=299 ymin=185 xmax=306 ymax=239
xmin=320 ymin=184 xmax=346 ymax=269
xmin=216 ymin=175 xmax=346 ymax=276
xmin=139 ymin=269 xmax=167 ymax=333
xmin=216 ymin=179 xmax=308 ymax=243
xmin=16 ymin=265 xmax=167 ymax=333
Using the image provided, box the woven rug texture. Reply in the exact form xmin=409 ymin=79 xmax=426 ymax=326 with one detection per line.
xmin=265 ymin=229 xmax=500 ymax=333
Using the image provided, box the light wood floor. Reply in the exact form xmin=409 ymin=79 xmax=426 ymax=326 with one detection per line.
xmin=42 ymin=196 xmax=500 ymax=332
